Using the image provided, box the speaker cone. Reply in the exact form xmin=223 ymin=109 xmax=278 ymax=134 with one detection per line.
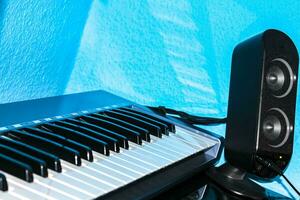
xmin=266 ymin=58 xmax=295 ymax=98
xmin=262 ymin=108 xmax=291 ymax=147
xmin=266 ymin=66 xmax=285 ymax=91
xmin=262 ymin=115 xmax=281 ymax=141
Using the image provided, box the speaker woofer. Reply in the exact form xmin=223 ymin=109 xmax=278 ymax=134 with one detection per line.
xmin=262 ymin=108 xmax=291 ymax=148
xmin=266 ymin=65 xmax=285 ymax=91
xmin=266 ymin=58 xmax=295 ymax=98
xmin=262 ymin=115 xmax=281 ymax=141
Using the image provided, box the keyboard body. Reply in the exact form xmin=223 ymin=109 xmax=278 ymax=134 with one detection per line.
xmin=0 ymin=90 xmax=223 ymax=200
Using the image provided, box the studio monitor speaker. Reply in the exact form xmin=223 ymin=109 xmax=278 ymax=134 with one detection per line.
xmin=225 ymin=29 xmax=299 ymax=178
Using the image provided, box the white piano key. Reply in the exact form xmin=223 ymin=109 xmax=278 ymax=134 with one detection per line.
xmin=52 ymin=171 xmax=104 ymax=196
xmin=128 ymin=143 xmax=171 ymax=167
xmin=154 ymin=139 xmax=193 ymax=157
xmin=125 ymin=145 xmax=168 ymax=167
xmin=161 ymin=134 xmax=199 ymax=153
xmin=93 ymin=153 xmax=145 ymax=177
xmin=102 ymin=153 xmax=153 ymax=175
xmin=140 ymin=142 xmax=180 ymax=161
xmin=82 ymin=162 xmax=128 ymax=185
xmin=1 ymin=193 xmax=24 ymax=200
xmin=91 ymin=159 xmax=135 ymax=181
xmin=4 ymin=173 xmax=73 ymax=200
xmin=173 ymin=134 xmax=205 ymax=149
xmin=34 ymin=178 xmax=82 ymax=200
xmin=139 ymin=139 xmax=185 ymax=162
xmin=62 ymin=162 xmax=115 ymax=192
xmin=179 ymin=128 xmax=217 ymax=146
xmin=8 ymin=192 xmax=31 ymax=200
xmin=43 ymin=171 xmax=94 ymax=198
xmin=6 ymin=181 xmax=45 ymax=200
xmin=0 ymin=185 xmax=28 ymax=200
xmin=170 ymin=127 xmax=216 ymax=147
xmin=176 ymin=127 xmax=216 ymax=148
xmin=2 ymin=191 xmax=19 ymax=200
xmin=147 ymin=135 xmax=197 ymax=160
xmin=149 ymin=140 xmax=188 ymax=157
xmin=33 ymin=177 xmax=93 ymax=199
xmin=78 ymin=166 xmax=123 ymax=187
xmin=153 ymin=132 xmax=195 ymax=151
xmin=118 ymin=147 xmax=161 ymax=170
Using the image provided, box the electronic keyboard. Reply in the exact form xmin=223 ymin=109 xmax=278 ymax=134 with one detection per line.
xmin=0 ymin=90 xmax=223 ymax=200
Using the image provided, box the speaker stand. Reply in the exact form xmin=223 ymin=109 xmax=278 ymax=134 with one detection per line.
xmin=206 ymin=163 xmax=267 ymax=200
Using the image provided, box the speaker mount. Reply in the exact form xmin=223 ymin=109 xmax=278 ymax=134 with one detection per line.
xmin=206 ymin=163 xmax=267 ymax=199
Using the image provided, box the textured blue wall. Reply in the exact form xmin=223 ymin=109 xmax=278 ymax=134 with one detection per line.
xmin=0 ymin=0 xmax=92 ymax=102
xmin=0 ymin=0 xmax=299 ymax=198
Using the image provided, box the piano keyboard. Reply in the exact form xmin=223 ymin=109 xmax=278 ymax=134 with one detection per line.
xmin=0 ymin=90 xmax=222 ymax=200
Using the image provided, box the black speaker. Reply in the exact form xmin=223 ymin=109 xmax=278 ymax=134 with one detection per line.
xmin=225 ymin=29 xmax=299 ymax=178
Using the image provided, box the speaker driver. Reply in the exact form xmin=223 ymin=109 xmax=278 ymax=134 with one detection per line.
xmin=262 ymin=108 xmax=291 ymax=148
xmin=266 ymin=65 xmax=285 ymax=91
xmin=262 ymin=115 xmax=281 ymax=141
xmin=266 ymin=58 xmax=295 ymax=98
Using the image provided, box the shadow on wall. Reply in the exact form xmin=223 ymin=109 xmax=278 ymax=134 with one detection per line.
xmin=0 ymin=0 xmax=93 ymax=103
xmin=147 ymin=0 xmax=220 ymax=115
xmin=66 ymin=0 xmax=226 ymax=117
xmin=66 ymin=0 xmax=179 ymax=106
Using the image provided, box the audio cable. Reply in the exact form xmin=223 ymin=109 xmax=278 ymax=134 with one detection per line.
xmin=255 ymin=155 xmax=300 ymax=197
xmin=148 ymin=106 xmax=300 ymax=196
xmin=147 ymin=106 xmax=227 ymax=125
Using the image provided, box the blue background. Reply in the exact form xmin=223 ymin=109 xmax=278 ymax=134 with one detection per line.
xmin=0 ymin=0 xmax=299 ymax=198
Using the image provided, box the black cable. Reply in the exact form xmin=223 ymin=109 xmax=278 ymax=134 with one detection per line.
xmin=147 ymin=106 xmax=227 ymax=125
xmin=148 ymin=106 xmax=299 ymax=195
xmin=282 ymin=174 xmax=300 ymax=196
xmin=256 ymin=155 xmax=300 ymax=197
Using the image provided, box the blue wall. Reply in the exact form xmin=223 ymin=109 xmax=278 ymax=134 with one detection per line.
xmin=0 ymin=0 xmax=299 ymax=198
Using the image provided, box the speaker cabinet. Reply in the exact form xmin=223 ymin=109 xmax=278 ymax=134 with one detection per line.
xmin=225 ymin=29 xmax=299 ymax=178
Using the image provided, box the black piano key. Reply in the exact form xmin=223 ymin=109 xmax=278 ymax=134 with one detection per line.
xmin=87 ymin=114 xmax=150 ymax=142
xmin=104 ymin=110 xmax=162 ymax=138
xmin=0 ymin=153 xmax=33 ymax=182
xmin=0 ymin=137 xmax=62 ymax=172
xmin=78 ymin=115 xmax=141 ymax=145
xmin=6 ymin=130 xmax=81 ymax=166
xmin=59 ymin=119 xmax=119 ymax=152
xmin=121 ymin=107 xmax=176 ymax=133
xmin=23 ymin=127 xmax=93 ymax=162
xmin=0 ymin=144 xmax=48 ymax=177
xmin=69 ymin=117 xmax=129 ymax=149
xmin=40 ymin=123 xmax=109 ymax=156
xmin=0 ymin=173 xmax=8 ymax=191
xmin=114 ymin=108 xmax=169 ymax=135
